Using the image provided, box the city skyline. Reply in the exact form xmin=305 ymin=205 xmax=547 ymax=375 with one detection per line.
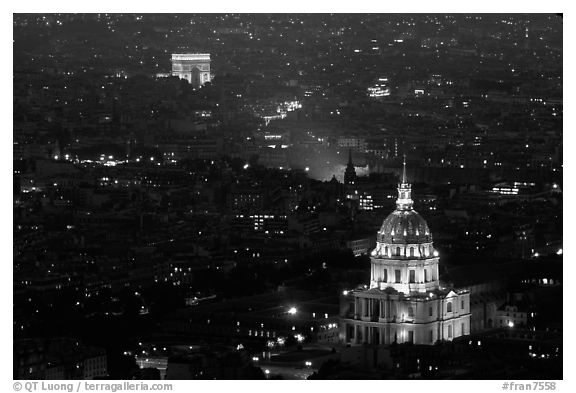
xmin=12 ymin=11 xmax=563 ymax=383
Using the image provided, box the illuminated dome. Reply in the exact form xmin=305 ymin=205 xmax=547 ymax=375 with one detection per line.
xmin=368 ymin=158 xmax=440 ymax=293
xmin=370 ymin=157 xmax=437 ymax=262
xmin=378 ymin=209 xmax=431 ymax=244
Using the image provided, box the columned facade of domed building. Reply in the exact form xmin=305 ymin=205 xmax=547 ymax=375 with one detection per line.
xmin=339 ymin=161 xmax=471 ymax=345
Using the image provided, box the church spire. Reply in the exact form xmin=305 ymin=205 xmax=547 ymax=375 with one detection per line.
xmin=401 ymin=154 xmax=407 ymax=184
xmin=396 ymin=155 xmax=413 ymax=210
xmin=344 ymin=148 xmax=356 ymax=186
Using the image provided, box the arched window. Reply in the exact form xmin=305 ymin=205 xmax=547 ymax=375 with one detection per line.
xmin=447 ymin=302 xmax=452 ymax=313
xmin=409 ymin=247 xmax=415 ymax=257
xmin=384 ymin=246 xmax=388 ymax=256
xmin=396 ymin=247 xmax=401 ymax=256
xmin=408 ymin=306 xmax=414 ymax=317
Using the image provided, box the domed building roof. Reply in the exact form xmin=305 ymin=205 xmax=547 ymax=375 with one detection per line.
xmin=377 ymin=209 xmax=432 ymax=244
xmin=377 ymin=156 xmax=432 ymax=245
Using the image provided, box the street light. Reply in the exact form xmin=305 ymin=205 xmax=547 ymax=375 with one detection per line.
xmin=288 ymin=307 xmax=297 ymax=315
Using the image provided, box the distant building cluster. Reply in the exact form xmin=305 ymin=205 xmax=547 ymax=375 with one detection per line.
xmin=367 ymin=78 xmax=391 ymax=98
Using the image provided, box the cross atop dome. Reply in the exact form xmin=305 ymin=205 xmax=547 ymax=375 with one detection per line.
xmin=401 ymin=154 xmax=408 ymax=184
xmin=396 ymin=155 xmax=413 ymax=210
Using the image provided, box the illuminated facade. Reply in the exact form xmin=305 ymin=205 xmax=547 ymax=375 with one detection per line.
xmin=171 ymin=54 xmax=211 ymax=88
xmin=340 ymin=159 xmax=470 ymax=345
